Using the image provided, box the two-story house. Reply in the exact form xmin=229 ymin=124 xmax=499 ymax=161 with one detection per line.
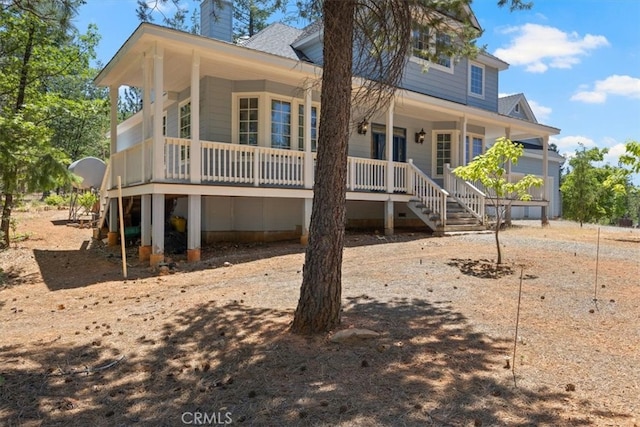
xmin=94 ymin=0 xmax=562 ymax=265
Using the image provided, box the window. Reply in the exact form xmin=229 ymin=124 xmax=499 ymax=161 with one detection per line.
xmin=298 ymin=104 xmax=318 ymax=151
xmin=466 ymin=135 xmax=484 ymax=163
xmin=469 ymin=63 xmax=484 ymax=97
xmin=179 ymin=101 xmax=191 ymax=139
xmin=271 ymin=100 xmax=291 ymax=149
xmin=435 ymin=133 xmax=452 ymax=176
xmin=412 ymin=26 xmax=453 ymax=71
xmin=514 ymin=103 xmax=520 ymax=113
xmin=239 ymin=97 xmax=259 ymax=145
xmin=162 ymin=112 xmax=167 ymax=136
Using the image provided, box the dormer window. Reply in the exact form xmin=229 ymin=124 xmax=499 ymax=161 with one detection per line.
xmin=412 ymin=26 xmax=453 ymax=72
xmin=515 ymin=103 xmax=520 ymax=113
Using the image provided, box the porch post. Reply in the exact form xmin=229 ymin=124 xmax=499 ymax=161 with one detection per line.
xmin=139 ymin=194 xmax=152 ymax=261
xmin=303 ymin=85 xmax=313 ymax=189
xmin=109 ymin=86 xmax=118 ymax=156
xmin=384 ymin=199 xmax=394 ymax=236
xmin=187 ymin=194 xmax=201 ymax=262
xmin=142 ymin=53 xmax=152 ymax=182
xmin=107 ymin=198 xmax=119 ymax=246
xmin=190 ymin=52 xmax=201 ymax=184
xmin=386 ymin=98 xmax=395 ymax=193
xmin=505 ymin=127 xmax=512 ymax=226
xmin=150 ymin=193 xmax=165 ymax=266
xmin=152 ymin=44 xmax=164 ymax=181
xmin=460 ymin=115 xmax=467 ymax=165
xmin=541 ymin=134 xmax=550 ymax=226
xmin=301 ymin=198 xmax=312 ymax=245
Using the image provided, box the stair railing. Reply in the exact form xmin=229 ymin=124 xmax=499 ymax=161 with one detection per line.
xmin=444 ymin=163 xmax=485 ymax=223
xmin=408 ymin=159 xmax=448 ymax=227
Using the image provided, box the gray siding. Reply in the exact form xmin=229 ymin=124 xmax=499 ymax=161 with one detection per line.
xmin=402 ymin=58 xmax=467 ymax=104
xmin=466 ymin=60 xmax=499 ymax=112
xmin=201 ymin=77 xmax=233 ymax=142
xmin=118 ymin=121 xmax=142 ymax=151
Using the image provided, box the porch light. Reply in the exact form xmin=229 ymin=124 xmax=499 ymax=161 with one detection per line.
xmin=357 ymin=119 xmax=368 ymax=135
xmin=415 ymin=128 xmax=426 ymax=144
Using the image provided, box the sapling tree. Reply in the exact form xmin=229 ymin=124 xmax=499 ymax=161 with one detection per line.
xmin=453 ymin=137 xmax=542 ymax=265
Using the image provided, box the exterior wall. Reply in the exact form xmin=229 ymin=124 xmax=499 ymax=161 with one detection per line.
xmin=200 ymin=196 xmax=303 ymax=242
xmin=402 ymin=58 xmax=467 ymax=104
xmin=201 ymin=76 xmax=233 ymax=142
xmin=117 ymin=121 xmax=143 ymax=151
xmin=345 ymin=201 xmax=425 ymax=230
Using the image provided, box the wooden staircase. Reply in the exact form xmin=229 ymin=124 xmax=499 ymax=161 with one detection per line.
xmin=407 ymin=197 xmax=486 ymax=236
xmin=407 ymin=161 xmax=487 ymax=235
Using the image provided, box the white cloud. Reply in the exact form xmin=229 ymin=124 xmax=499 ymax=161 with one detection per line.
xmin=550 ymin=135 xmax=596 ymax=158
xmin=528 ymin=100 xmax=552 ymax=121
xmin=603 ymin=143 xmax=627 ymax=167
xmin=494 ymin=24 xmax=609 ymax=73
xmin=571 ymin=75 xmax=640 ymax=103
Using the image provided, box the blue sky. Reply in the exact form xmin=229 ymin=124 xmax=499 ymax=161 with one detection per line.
xmin=76 ymin=0 xmax=640 ymax=173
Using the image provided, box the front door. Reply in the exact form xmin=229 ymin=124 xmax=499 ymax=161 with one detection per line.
xmin=372 ymin=125 xmax=406 ymax=162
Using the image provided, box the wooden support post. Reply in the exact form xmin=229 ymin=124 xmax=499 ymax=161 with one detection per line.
xmin=117 ymin=176 xmax=128 ymax=279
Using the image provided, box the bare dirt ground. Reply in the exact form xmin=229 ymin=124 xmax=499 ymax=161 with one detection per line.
xmin=1 ymin=208 xmax=639 ymax=427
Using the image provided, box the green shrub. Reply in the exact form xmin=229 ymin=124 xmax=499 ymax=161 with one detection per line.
xmin=44 ymin=194 xmax=66 ymax=207
xmin=77 ymin=192 xmax=99 ymax=213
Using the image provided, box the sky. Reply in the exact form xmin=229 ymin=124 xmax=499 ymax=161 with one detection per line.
xmin=75 ymin=0 xmax=640 ymax=176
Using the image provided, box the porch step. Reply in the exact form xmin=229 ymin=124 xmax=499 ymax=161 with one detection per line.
xmin=408 ymin=197 xmax=486 ymax=235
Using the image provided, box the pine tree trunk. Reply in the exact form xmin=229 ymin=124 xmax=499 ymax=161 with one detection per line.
xmin=1 ymin=193 xmax=14 ymax=248
xmin=291 ymin=0 xmax=355 ymax=335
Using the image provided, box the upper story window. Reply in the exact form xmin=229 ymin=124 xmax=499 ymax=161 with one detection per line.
xmin=298 ymin=104 xmax=318 ymax=151
xmin=412 ymin=26 xmax=453 ymax=72
xmin=271 ymin=99 xmax=291 ymax=149
xmin=239 ymin=97 xmax=259 ymax=145
xmin=514 ymin=103 xmax=520 ymax=113
xmin=469 ymin=62 xmax=484 ymax=98
xmin=179 ymin=100 xmax=191 ymax=139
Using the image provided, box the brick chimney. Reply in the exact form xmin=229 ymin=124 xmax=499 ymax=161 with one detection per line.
xmin=200 ymin=0 xmax=233 ymax=42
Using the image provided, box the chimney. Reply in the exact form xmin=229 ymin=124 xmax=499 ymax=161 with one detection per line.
xmin=200 ymin=0 xmax=233 ymax=42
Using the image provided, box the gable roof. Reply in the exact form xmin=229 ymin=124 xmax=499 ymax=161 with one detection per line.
xmin=241 ymin=22 xmax=305 ymax=61
xmin=499 ymin=93 xmax=538 ymax=124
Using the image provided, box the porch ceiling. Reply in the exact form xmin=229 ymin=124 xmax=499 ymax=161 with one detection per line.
xmin=95 ymin=23 xmax=321 ymax=92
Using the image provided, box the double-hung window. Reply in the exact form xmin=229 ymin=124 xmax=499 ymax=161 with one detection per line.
xmin=298 ymin=104 xmax=318 ymax=151
xmin=239 ymin=97 xmax=259 ymax=145
xmin=412 ymin=26 xmax=453 ymax=72
xmin=434 ymin=133 xmax=452 ymax=176
xmin=469 ymin=62 xmax=484 ymax=98
xmin=466 ymin=135 xmax=484 ymax=163
xmin=271 ymin=100 xmax=291 ymax=149
xmin=179 ymin=101 xmax=191 ymax=139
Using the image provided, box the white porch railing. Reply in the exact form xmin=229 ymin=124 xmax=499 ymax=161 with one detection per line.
xmin=444 ymin=164 xmax=485 ymax=222
xmin=408 ymin=159 xmax=448 ymax=226
xmin=109 ymin=138 xmax=413 ymax=193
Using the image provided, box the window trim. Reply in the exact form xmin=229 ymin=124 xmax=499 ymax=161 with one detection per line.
xmin=468 ymin=61 xmax=485 ymax=99
xmin=431 ymin=131 xmax=457 ymax=178
xmin=465 ymin=133 xmax=484 ymax=164
xmin=178 ymin=99 xmax=191 ymax=139
xmin=410 ymin=26 xmax=454 ymax=74
xmin=233 ymin=92 xmax=320 ymax=150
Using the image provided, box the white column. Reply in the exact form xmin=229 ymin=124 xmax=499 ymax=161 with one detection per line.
xmin=384 ymin=199 xmax=394 ymax=236
xmin=542 ymin=134 xmax=549 ymax=225
xmin=142 ymin=53 xmax=152 ymax=181
xmin=109 ymin=86 xmax=118 ymax=156
xmin=303 ymin=85 xmax=313 ymax=189
xmin=190 ymin=52 xmax=201 ymax=184
xmin=108 ymin=198 xmax=118 ymax=233
xmin=460 ymin=115 xmax=467 ymax=165
xmin=505 ymin=127 xmax=512 ymax=226
xmin=152 ymin=44 xmax=164 ymax=181
xmin=152 ymin=193 xmax=165 ymax=256
xmin=187 ymin=194 xmax=201 ymax=250
xmin=386 ymin=98 xmax=394 ymax=193
xmin=108 ymin=85 xmax=118 ymax=193
xmin=141 ymin=194 xmax=151 ymax=247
